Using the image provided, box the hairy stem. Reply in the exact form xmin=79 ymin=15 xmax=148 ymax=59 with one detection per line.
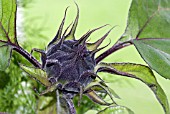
xmin=96 ymin=40 xmax=132 ymax=64
xmin=66 ymin=98 xmax=76 ymax=114
xmin=12 ymin=44 xmax=41 ymax=68
xmin=0 ymin=40 xmax=8 ymax=43
xmin=56 ymin=91 xmax=76 ymax=114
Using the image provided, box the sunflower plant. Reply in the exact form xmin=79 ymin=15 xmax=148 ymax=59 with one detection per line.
xmin=0 ymin=0 xmax=170 ymax=114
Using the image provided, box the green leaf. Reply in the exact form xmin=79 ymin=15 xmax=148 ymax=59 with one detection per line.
xmin=37 ymin=95 xmax=56 ymax=114
xmin=98 ymin=62 xmax=170 ymax=114
xmin=133 ymin=39 xmax=170 ymax=79
xmin=97 ymin=106 xmax=134 ymax=114
xmin=20 ymin=64 xmax=51 ymax=86
xmin=37 ymin=96 xmax=54 ymax=110
xmin=0 ymin=0 xmax=17 ymax=43
xmin=0 ymin=0 xmax=17 ymax=70
xmin=0 ymin=43 xmax=12 ymax=70
xmin=122 ymin=0 xmax=170 ymax=41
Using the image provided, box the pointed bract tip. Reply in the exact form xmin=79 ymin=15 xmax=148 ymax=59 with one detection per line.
xmin=65 ymin=2 xmax=79 ymax=40
xmin=74 ymin=1 xmax=79 ymax=10
xmin=61 ymin=22 xmax=73 ymax=39
xmin=75 ymin=24 xmax=109 ymax=46
xmin=48 ymin=7 xmax=69 ymax=47
xmin=57 ymin=22 xmax=74 ymax=47
xmin=86 ymin=26 xmax=115 ymax=50
xmin=90 ymin=39 xmax=111 ymax=56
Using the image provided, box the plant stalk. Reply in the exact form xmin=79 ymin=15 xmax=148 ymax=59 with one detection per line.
xmin=12 ymin=45 xmax=42 ymax=68
xmin=95 ymin=40 xmax=132 ymax=64
xmin=66 ymin=98 xmax=76 ymax=114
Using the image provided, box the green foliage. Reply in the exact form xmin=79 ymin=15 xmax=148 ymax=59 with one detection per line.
xmin=0 ymin=0 xmax=17 ymax=70
xmin=20 ymin=64 xmax=51 ymax=86
xmin=37 ymin=95 xmax=56 ymax=114
xmin=0 ymin=0 xmax=17 ymax=42
xmin=0 ymin=57 xmax=36 ymax=113
xmin=99 ymin=62 xmax=169 ymax=113
xmin=123 ymin=0 xmax=170 ymax=82
xmin=133 ymin=39 xmax=170 ymax=79
xmin=123 ymin=0 xmax=170 ymax=39
xmin=0 ymin=43 xmax=12 ymax=70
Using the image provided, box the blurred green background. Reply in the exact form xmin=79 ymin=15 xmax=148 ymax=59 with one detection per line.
xmin=23 ymin=0 xmax=170 ymax=114
xmin=1 ymin=0 xmax=169 ymax=114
